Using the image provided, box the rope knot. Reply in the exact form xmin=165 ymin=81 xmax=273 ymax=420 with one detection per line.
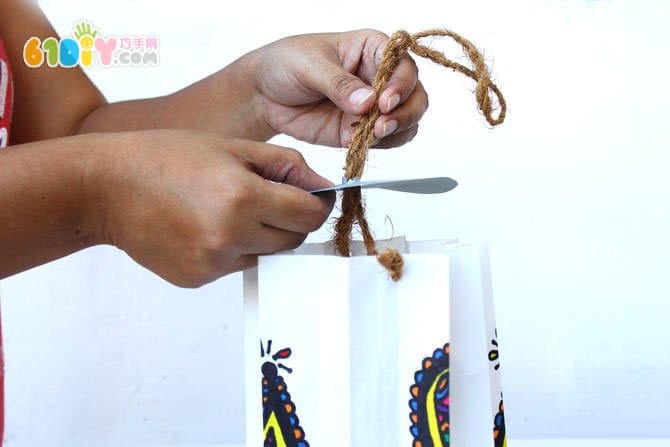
xmin=377 ymin=248 xmax=404 ymax=281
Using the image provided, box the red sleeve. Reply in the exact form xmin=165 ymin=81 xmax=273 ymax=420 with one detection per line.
xmin=0 ymin=37 xmax=14 ymax=147
xmin=0 ymin=36 xmax=9 ymax=445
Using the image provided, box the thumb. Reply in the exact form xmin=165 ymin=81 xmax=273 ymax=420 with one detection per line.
xmin=308 ymin=62 xmax=376 ymax=116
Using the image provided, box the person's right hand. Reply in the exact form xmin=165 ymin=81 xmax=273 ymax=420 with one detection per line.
xmin=87 ymin=129 xmax=334 ymax=287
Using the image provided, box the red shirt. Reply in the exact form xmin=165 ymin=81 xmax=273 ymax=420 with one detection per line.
xmin=0 ymin=38 xmax=11 ymax=147
xmin=0 ymin=36 xmax=12 ymax=443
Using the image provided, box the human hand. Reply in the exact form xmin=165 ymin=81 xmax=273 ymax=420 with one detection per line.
xmin=88 ymin=130 xmax=334 ymax=287
xmin=74 ymin=29 xmax=427 ymax=149
xmin=248 ymin=29 xmax=428 ymax=148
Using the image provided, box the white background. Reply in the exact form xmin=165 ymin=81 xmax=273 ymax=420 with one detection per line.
xmin=1 ymin=0 xmax=669 ymax=444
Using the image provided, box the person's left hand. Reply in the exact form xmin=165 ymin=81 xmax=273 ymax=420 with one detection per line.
xmin=74 ymin=29 xmax=429 ymax=149
xmin=247 ymin=29 xmax=428 ymax=148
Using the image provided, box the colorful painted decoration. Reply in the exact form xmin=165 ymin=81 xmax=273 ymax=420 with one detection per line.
xmin=408 ymin=343 xmax=451 ymax=447
xmin=261 ymin=340 xmax=309 ymax=447
xmin=493 ymin=398 xmax=506 ymax=447
xmin=490 ymin=328 xmax=506 ymax=447
xmin=488 ymin=330 xmax=500 ymax=371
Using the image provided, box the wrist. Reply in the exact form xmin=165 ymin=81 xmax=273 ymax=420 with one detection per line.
xmin=77 ymin=132 xmax=124 ymax=248
xmin=236 ymin=49 xmax=278 ymax=141
xmin=0 ymin=133 xmax=112 ymax=276
xmin=163 ymin=52 xmax=277 ymax=142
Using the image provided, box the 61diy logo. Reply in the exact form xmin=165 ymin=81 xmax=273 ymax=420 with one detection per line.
xmin=23 ymin=21 xmax=159 ymax=68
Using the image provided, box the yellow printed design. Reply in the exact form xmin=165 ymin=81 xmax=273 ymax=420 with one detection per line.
xmin=261 ymin=340 xmax=309 ymax=447
xmin=408 ymin=343 xmax=450 ymax=447
xmin=493 ymin=399 xmax=507 ymax=447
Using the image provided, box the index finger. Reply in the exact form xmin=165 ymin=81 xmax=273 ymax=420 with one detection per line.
xmin=225 ymin=139 xmax=334 ymax=191
xmin=221 ymin=139 xmax=335 ymax=232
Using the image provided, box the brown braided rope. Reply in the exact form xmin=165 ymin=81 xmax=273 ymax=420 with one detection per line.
xmin=334 ymin=29 xmax=507 ymax=280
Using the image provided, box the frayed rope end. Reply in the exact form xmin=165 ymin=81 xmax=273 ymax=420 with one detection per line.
xmin=377 ymin=248 xmax=404 ymax=281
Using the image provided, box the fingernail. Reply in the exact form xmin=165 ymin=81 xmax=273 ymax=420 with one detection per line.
xmin=349 ymin=88 xmax=374 ymax=106
xmin=386 ymin=94 xmax=401 ymax=113
xmin=382 ymin=120 xmax=398 ymax=138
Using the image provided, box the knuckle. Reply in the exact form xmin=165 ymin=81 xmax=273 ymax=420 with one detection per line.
xmin=355 ymin=28 xmax=388 ymax=41
xmin=190 ymin=214 xmax=231 ymax=251
xmin=166 ymin=227 xmax=240 ymax=289
xmin=283 ymin=147 xmax=306 ymax=167
xmin=189 ymin=215 xmax=240 ymax=255
xmin=369 ymin=29 xmax=390 ymax=42
xmin=329 ymin=72 xmax=359 ymax=98
xmin=361 ymin=27 xmax=383 ymax=36
xmin=226 ymin=182 xmax=255 ymax=209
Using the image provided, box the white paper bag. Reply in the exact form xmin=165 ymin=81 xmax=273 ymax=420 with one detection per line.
xmin=243 ymin=239 xmax=506 ymax=447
